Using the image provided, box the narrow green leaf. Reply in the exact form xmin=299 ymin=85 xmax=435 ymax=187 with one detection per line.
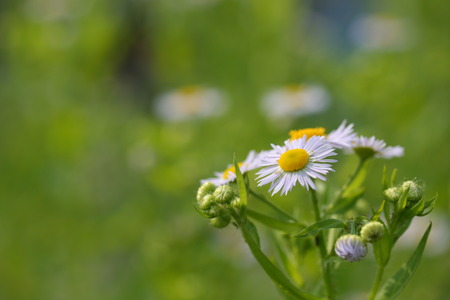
xmin=249 ymin=190 xmax=297 ymax=222
xmin=241 ymin=221 xmax=324 ymax=300
xmin=248 ymin=209 xmax=306 ymax=232
xmin=389 ymin=169 xmax=398 ymax=187
xmin=418 ymin=193 xmax=437 ymax=217
xmin=372 ymin=200 xmax=386 ymax=221
xmin=381 ymin=165 xmax=388 ymax=191
xmin=375 ymin=223 xmax=432 ymax=300
xmin=234 ymin=155 xmax=247 ymax=216
xmin=396 ymin=186 xmax=409 ymax=211
xmin=193 ymin=204 xmax=210 ymax=218
xmin=327 ymin=188 xmax=365 ymax=215
xmin=294 ymin=219 xmax=345 ymax=238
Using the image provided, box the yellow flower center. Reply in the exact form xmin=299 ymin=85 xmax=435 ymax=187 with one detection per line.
xmin=285 ymin=84 xmax=303 ymax=92
xmin=222 ymin=163 xmax=244 ymax=179
xmin=179 ymin=85 xmax=201 ymax=95
xmin=289 ymin=127 xmax=326 ymax=140
xmin=278 ymin=149 xmax=309 ymax=172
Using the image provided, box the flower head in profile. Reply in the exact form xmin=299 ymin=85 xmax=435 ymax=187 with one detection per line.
xmin=347 ymin=136 xmax=404 ymax=160
xmin=335 ymin=234 xmax=367 ymax=262
xmin=201 ymin=151 xmax=261 ymax=186
xmin=256 ymin=136 xmax=337 ymax=195
xmin=289 ymin=120 xmax=357 ymax=149
xmin=154 ymin=85 xmax=226 ymax=122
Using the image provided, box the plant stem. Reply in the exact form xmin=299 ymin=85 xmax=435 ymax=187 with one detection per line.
xmin=335 ymin=158 xmax=367 ymax=202
xmin=249 ymin=189 xmax=297 ymax=222
xmin=310 ymin=189 xmax=335 ymax=300
xmin=368 ymin=265 xmax=384 ymax=300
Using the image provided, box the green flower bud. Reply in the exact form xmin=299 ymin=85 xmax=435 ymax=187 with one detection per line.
xmin=199 ymin=194 xmax=215 ymax=210
xmin=210 ymin=215 xmax=231 ymax=228
xmin=231 ymin=197 xmax=242 ymax=209
xmin=383 ymin=187 xmax=401 ymax=202
xmin=335 ymin=234 xmax=367 ymax=262
xmin=213 ymin=185 xmax=235 ymax=204
xmin=360 ymin=221 xmax=385 ymax=243
xmin=197 ymin=182 xmax=217 ymax=202
xmin=207 ymin=204 xmax=224 ymax=218
xmin=401 ymin=180 xmax=423 ymax=203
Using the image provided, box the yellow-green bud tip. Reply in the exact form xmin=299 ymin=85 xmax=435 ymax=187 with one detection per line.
xmin=401 ymin=180 xmax=423 ymax=203
xmin=210 ymin=215 xmax=231 ymax=228
xmin=360 ymin=221 xmax=385 ymax=243
xmin=199 ymin=194 xmax=215 ymax=210
xmin=197 ymin=182 xmax=217 ymax=202
xmin=213 ymin=185 xmax=235 ymax=204
xmin=383 ymin=187 xmax=401 ymax=202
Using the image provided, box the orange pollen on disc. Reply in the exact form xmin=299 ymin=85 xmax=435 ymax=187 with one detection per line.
xmin=278 ymin=149 xmax=309 ymax=172
xmin=289 ymin=127 xmax=326 ymax=140
xmin=223 ymin=162 xmax=244 ymax=179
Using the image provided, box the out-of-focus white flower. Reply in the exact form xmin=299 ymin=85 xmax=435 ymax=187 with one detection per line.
xmin=397 ymin=213 xmax=450 ymax=256
xmin=260 ymin=84 xmax=330 ymax=120
xmin=347 ymin=136 xmax=404 ymax=160
xmin=201 ymin=150 xmax=261 ymax=186
xmin=289 ymin=120 xmax=357 ymax=149
xmin=256 ymin=136 xmax=337 ymax=195
xmin=127 ymin=142 xmax=156 ymax=172
xmin=350 ymin=14 xmax=413 ymax=51
xmin=154 ymin=86 xmax=226 ymax=122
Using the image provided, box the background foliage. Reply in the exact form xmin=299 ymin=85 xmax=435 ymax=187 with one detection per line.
xmin=1 ymin=0 xmax=449 ymax=299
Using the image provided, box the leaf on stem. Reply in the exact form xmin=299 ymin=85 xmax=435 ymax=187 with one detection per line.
xmin=234 ymin=154 xmax=247 ymax=216
xmin=418 ymin=193 xmax=438 ymax=217
xmin=372 ymin=200 xmax=386 ymax=222
xmin=294 ymin=219 xmax=345 ymax=238
xmin=375 ymin=222 xmax=432 ymax=300
xmin=241 ymin=220 xmax=324 ymax=300
xmin=247 ymin=209 xmax=306 ymax=232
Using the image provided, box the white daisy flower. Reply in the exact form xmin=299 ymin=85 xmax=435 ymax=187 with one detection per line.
xmin=154 ymin=86 xmax=226 ymax=122
xmin=347 ymin=136 xmax=404 ymax=159
xmin=201 ymin=151 xmax=262 ymax=186
xmin=289 ymin=120 xmax=357 ymax=149
xmin=261 ymin=84 xmax=330 ymax=120
xmin=256 ymin=136 xmax=337 ymax=195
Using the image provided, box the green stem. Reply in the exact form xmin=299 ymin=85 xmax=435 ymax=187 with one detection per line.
xmin=335 ymin=158 xmax=367 ymax=202
xmin=310 ymin=189 xmax=335 ymax=300
xmin=368 ymin=265 xmax=384 ymax=300
xmin=249 ymin=189 xmax=297 ymax=222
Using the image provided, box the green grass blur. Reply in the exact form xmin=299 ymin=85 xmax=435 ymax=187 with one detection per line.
xmin=1 ymin=0 xmax=449 ymax=299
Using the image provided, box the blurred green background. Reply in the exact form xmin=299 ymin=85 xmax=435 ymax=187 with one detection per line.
xmin=1 ymin=0 xmax=449 ymax=299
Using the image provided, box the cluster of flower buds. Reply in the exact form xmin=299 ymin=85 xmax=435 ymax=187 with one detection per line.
xmin=383 ymin=178 xmax=435 ymax=217
xmin=195 ymin=182 xmax=240 ymax=228
xmin=383 ymin=179 xmax=423 ymax=205
xmin=335 ymin=221 xmax=385 ymax=262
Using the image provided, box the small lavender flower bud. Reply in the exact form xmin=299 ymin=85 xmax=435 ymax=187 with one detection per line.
xmin=360 ymin=221 xmax=385 ymax=243
xmin=197 ymin=182 xmax=217 ymax=202
xmin=335 ymin=234 xmax=367 ymax=262
xmin=213 ymin=185 xmax=235 ymax=204
xmin=199 ymin=194 xmax=215 ymax=210
xmin=401 ymin=180 xmax=423 ymax=203
xmin=383 ymin=187 xmax=401 ymax=202
xmin=210 ymin=215 xmax=231 ymax=228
